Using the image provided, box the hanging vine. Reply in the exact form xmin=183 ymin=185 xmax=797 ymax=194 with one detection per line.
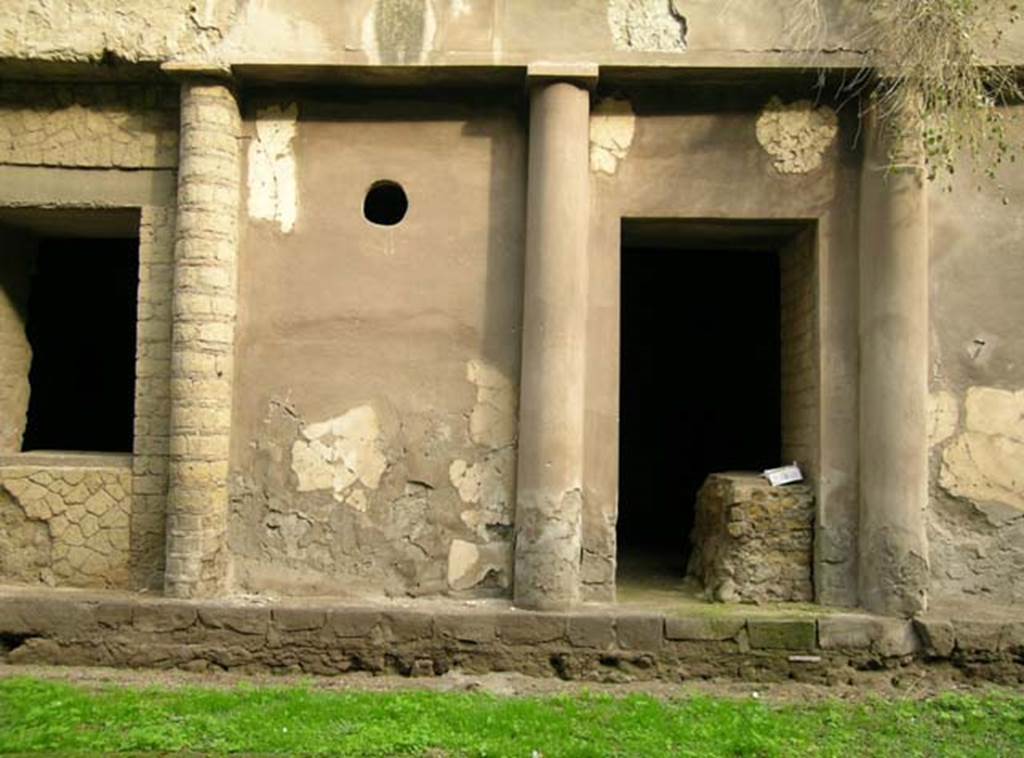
xmin=794 ymin=0 xmax=1022 ymax=188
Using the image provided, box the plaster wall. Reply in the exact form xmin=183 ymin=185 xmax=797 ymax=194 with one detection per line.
xmin=928 ymin=105 xmax=1024 ymax=606
xmin=229 ymin=93 xmax=526 ymax=598
xmin=585 ymin=86 xmax=860 ymax=604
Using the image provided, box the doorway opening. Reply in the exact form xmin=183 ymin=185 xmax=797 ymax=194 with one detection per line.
xmin=616 ymin=220 xmax=817 ymax=593
xmin=20 ymin=236 xmax=139 ymax=453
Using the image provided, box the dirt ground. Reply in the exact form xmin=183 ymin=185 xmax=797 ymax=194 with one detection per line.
xmin=1 ymin=662 xmax=1017 ymax=704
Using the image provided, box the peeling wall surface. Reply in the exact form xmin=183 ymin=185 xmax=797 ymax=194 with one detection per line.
xmin=0 ymin=457 xmax=133 ymax=589
xmin=0 ymin=0 xmax=1022 ymax=614
xmin=929 ymin=111 xmax=1024 ymax=605
xmin=229 ymin=95 xmax=525 ymax=598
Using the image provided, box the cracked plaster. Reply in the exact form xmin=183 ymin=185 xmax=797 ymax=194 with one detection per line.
xmin=590 ymin=97 xmax=636 ymax=176
xmin=247 ymin=103 xmax=299 ymax=233
xmin=290 ymin=405 xmax=388 ymax=504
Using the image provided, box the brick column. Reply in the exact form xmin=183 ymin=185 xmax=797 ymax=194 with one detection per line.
xmin=858 ymin=96 xmax=930 ymax=616
xmin=513 ymin=64 xmax=596 ymax=611
xmin=163 ymin=76 xmax=240 ymax=598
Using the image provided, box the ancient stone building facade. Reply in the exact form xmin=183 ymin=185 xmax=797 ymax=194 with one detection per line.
xmin=1 ymin=1 xmax=1022 ymax=623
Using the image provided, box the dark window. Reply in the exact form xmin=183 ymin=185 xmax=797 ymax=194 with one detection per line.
xmin=21 ymin=237 xmax=139 ymax=453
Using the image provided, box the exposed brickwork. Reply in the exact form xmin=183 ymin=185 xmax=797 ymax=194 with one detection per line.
xmin=131 ymin=206 xmax=176 ymax=590
xmin=0 ymin=460 xmax=132 ymax=588
xmin=0 ymin=233 xmax=33 ymax=453
xmin=780 ymin=229 xmax=819 ymax=477
xmin=0 ymin=83 xmax=178 ymax=169
xmin=688 ymin=473 xmax=814 ymax=603
xmin=164 ymin=81 xmax=240 ymax=598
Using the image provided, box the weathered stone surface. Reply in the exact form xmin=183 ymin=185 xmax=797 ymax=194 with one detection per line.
xmin=2 ymin=590 xmax=1019 ymax=684
xmin=747 ymin=619 xmax=817 ymax=651
xmin=755 ymin=97 xmax=838 ymax=175
xmin=819 ymin=614 xmax=918 ymax=657
xmin=0 ymin=83 xmax=178 ymax=169
xmin=567 ymin=614 xmax=615 ymax=649
xmin=688 ymin=474 xmax=814 ymax=604
xmin=0 ymin=461 xmax=133 ymax=589
xmin=664 ymin=616 xmax=746 ymax=642
xmin=616 ymin=615 xmax=664 ymax=651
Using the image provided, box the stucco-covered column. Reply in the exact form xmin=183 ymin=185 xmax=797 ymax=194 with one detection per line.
xmin=163 ymin=72 xmax=241 ymax=598
xmin=858 ymin=97 xmax=930 ymax=616
xmin=513 ymin=64 xmax=596 ymax=611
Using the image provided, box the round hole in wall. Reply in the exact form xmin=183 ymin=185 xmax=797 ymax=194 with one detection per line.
xmin=363 ymin=180 xmax=408 ymax=226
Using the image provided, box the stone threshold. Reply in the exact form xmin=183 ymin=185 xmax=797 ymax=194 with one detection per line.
xmin=0 ymin=587 xmax=1021 ymax=683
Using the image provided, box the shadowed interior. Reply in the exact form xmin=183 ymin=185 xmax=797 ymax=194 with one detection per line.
xmin=617 ymin=247 xmax=782 ymax=583
xmin=22 ymin=237 xmax=139 ymax=453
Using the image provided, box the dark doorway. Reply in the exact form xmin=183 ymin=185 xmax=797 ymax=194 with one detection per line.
xmin=617 ymin=247 xmax=782 ymax=583
xmin=21 ymin=237 xmax=139 ymax=453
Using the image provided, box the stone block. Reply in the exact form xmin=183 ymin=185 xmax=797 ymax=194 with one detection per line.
xmin=688 ymin=473 xmax=814 ymax=604
xmin=567 ymin=614 xmax=615 ymax=649
xmin=133 ymin=603 xmax=198 ymax=633
xmin=385 ymin=611 xmax=434 ymax=643
xmin=914 ymin=618 xmax=955 ymax=657
xmin=497 ymin=613 xmax=566 ymax=645
xmin=819 ymin=614 xmax=918 ymax=657
xmin=198 ymin=605 xmax=269 ymax=635
xmin=326 ymin=609 xmax=383 ymax=639
xmin=271 ymin=607 xmax=326 ymax=633
xmin=664 ymin=616 xmax=746 ymax=642
xmin=435 ymin=612 xmax=498 ymax=644
xmin=616 ymin=614 xmax=664 ymax=650
xmin=747 ymin=619 xmax=817 ymax=651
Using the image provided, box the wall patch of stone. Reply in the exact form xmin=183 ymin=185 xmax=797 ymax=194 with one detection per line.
xmin=688 ymin=473 xmax=814 ymax=604
xmin=939 ymin=387 xmax=1024 ymax=511
xmin=0 ymin=83 xmax=178 ymax=169
xmin=607 ymin=0 xmax=687 ymax=52
xmin=590 ymin=97 xmax=636 ymax=176
xmin=247 ymin=103 xmax=299 ymax=234
xmin=755 ymin=97 xmax=838 ymax=175
xmin=290 ymin=405 xmax=389 ymax=503
xmin=0 ymin=463 xmax=132 ymax=589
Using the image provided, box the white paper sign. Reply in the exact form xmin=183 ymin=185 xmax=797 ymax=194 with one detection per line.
xmin=763 ymin=463 xmax=803 ymax=487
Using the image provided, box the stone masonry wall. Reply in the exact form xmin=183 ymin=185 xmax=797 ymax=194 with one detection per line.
xmin=131 ymin=206 xmax=176 ymax=590
xmin=0 ymin=231 xmax=33 ymax=453
xmin=0 ymin=458 xmax=133 ymax=588
xmin=0 ymin=83 xmax=178 ymax=169
xmin=779 ymin=229 xmax=819 ymax=478
xmin=688 ymin=473 xmax=814 ymax=603
xmin=164 ymin=81 xmax=240 ymax=598
xmin=0 ymin=82 xmax=179 ymax=590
